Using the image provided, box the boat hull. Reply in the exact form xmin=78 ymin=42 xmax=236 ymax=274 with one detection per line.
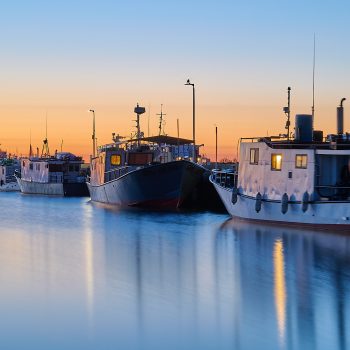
xmin=0 ymin=182 xmax=20 ymax=192
xmin=211 ymin=179 xmax=350 ymax=228
xmin=16 ymin=177 xmax=89 ymax=197
xmin=88 ymin=160 xmax=208 ymax=208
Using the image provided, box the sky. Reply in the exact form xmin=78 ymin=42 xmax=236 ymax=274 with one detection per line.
xmin=1 ymin=0 xmax=350 ymax=160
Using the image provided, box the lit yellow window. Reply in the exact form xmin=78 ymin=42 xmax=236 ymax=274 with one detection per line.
xmin=295 ymin=154 xmax=307 ymax=169
xmin=271 ymin=154 xmax=282 ymax=171
xmin=111 ymin=154 xmax=121 ymax=166
xmin=250 ymin=148 xmax=259 ymax=164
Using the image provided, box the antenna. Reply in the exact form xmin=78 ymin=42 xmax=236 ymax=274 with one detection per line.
xmin=177 ymin=118 xmax=180 ymax=149
xmin=312 ymin=34 xmax=316 ymax=119
xmin=61 ymin=139 xmax=63 ymax=153
xmin=29 ymin=129 xmax=33 ymax=158
xmin=41 ymin=112 xmax=50 ymax=158
xmin=148 ymin=103 xmax=150 ymax=137
xmin=156 ymin=104 xmax=166 ymax=136
xmin=283 ymin=87 xmax=291 ymax=140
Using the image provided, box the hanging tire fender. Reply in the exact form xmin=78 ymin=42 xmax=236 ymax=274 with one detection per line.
xmin=255 ymin=192 xmax=262 ymax=213
xmin=302 ymin=191 xmax=309 ymax=212
xmin=281 ymin=193 xmax=289 ymax=214
xmin=231 ymin=187 xmax=238 ymax=204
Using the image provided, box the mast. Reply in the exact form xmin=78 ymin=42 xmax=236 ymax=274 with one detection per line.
xmin=283 ymin=87 xmax=291 ymax=139
xmin=41 ymin=113 xmax=50 ymax=158
xmin=177 ymin=118 xmax=180 ymax=145
xmin=157 ymin=104 xmax=166 ymax=136
xmin=312 ymin=34 xmax=316 ymax=119
xmin=134 ymin=104 xmax=146 ymax=147
xmin=148 ymin=103 xmax=150 ymax=137
xmin=29 ymin=130 xmax=33 ymax=158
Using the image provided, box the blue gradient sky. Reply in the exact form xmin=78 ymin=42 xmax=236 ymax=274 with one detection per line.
xmin=0 ymin=0 xmax=349 ymax=159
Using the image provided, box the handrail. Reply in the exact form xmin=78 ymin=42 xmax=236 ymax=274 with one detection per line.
xmin=105 ymin=166 xmax=130 ymax=175
xmin=315 ymin=185 xmax=350 ymax=189
xmin=211 ymin=169 xmax=237 ymax=189
xmin=104 ymin=166 xmax=131 ymax=182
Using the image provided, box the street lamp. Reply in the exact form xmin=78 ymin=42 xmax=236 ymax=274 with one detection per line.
xmin=89 ymin=109 xmax=96 ymax=158
xmin=185 ymin=79 xmax=195 ymax=161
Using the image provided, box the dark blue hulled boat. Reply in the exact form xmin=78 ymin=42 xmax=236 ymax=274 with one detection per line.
xmin=87 ymin=135 xmax=209 ymax=209
xmin=87 ymin=104 xmax=224 ymax=210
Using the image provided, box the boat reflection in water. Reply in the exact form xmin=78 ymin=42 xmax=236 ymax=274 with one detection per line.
xmin=218 ymin=219 xmax=350 ymax=350
xmin=1 ymin=192 xmax=350 ymax=349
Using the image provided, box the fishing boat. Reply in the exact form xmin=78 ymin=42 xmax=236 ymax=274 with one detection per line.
xmin=87 ymin=104 xmax=217 ymax=209
xmin=0 ymin=157 xmax=20 ymax=192
xmin=16 ymin=153 xmax=88 ymax=196
xmin=211 ymin=96 xmax=350 ymax=228
xmin=16 ymin=139 xmax=89 ymax=196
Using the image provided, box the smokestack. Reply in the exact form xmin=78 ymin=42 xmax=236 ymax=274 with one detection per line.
xmin=337 ymin=98 xmax=346 ymax=134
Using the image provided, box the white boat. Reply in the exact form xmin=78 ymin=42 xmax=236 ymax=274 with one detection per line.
xmin=211 ymin=99 xmax=350 ymax=228
xmin=0 ymin=158 xmax=20 ymax=192
xmin=16 ymin=153 xmax=89 ymax=196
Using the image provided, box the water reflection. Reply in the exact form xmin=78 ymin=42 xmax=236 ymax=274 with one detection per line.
xmin=219 ymin=220 xmax=350 ymax=350
xmin=0 ymin=193 xmax=350 ymax=349
xmin=273 ymin=239 xmax=286 ymax=346
xmin=83 ymin=203 xmax=95 ymax=332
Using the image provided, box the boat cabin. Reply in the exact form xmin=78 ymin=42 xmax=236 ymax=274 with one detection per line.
xmin=0 ymin=158 xmax=20 ymax=186
xmin=20 ymin=152 xmax=86 ymax=184
xmin=214 ymin=109 xmax=350 ymax=203
xmin=89 ymin=135 xmax=197 ymax=186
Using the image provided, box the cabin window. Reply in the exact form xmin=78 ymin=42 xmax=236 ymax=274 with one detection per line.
xmin=111 ymin=154 xmax=121 ymax=166
xmin=249 ymin=148 xmax=259 ymax=164
xmin=271 ymin=154 xmax=282 ymax=171
xmin=29 ymin=163 xmax=33 ymax=170
xmin=295 ymin=154 xmax=308 ymax=169
xmin=22 ymin=161 xmax=25 ymax=167
xmin=128 ymin=153 xmax=153 ymax=165
xmin=75 ymin=165 xmax=80 ymax=172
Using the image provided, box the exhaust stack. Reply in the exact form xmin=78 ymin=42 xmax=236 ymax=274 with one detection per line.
xmin=337 ymin=98 xmax=346 ymax=134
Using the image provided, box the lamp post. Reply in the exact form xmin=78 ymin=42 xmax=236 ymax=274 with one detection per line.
xmin=185 ymin=79 xmax=195 ymax=161
xmin=215 ymin=125 xmax=218 ymax=169
xmin=89 ymin=109 xmax=96 ymax=158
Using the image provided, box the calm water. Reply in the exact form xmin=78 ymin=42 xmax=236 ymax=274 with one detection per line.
xmin=0 ymin=192 xmax=349 ymax=349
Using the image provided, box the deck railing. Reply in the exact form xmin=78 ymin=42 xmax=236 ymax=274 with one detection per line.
xmin=315 ymin=185 xmax=350 ymax=200
xmin=211 ymin=169 xmax=237 ymax=189
xmin=104 ymin=166 xmax=131 ymax=182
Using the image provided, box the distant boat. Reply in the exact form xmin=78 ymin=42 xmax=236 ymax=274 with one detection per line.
xmin=0 ymin=157 xmax=20 ymax=192
xmin=87 ymin=104 xmax=219 ymax=209
xmin=211 ymin=99 xmax=350 ymax=228
xmin=16 ymin=152 xmax=89 ymax=196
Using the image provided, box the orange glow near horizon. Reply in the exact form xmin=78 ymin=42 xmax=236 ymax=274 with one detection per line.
xmin=0 ymin=97 xmax=343 ymax=163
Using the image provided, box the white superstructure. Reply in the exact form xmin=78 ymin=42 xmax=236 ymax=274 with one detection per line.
xmin=211 ymin=101 xmax=350 ymax=228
